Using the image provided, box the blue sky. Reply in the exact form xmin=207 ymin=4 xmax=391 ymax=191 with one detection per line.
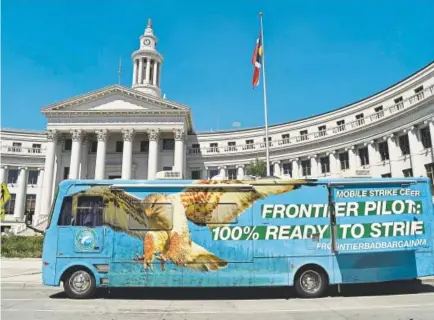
xmin=1 ymin=0 xmax=433 ymax=133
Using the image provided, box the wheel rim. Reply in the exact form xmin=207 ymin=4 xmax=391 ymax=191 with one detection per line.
xmin=69 ymin=270 xmax=91 ymax=295
xmin=299 ymin=270 xmax=322 ymax=295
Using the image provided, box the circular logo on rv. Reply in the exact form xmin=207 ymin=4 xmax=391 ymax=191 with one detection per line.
xmin=75 ymin=228 xmax=98 ymax=251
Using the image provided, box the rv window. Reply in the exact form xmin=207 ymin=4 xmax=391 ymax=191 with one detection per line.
xmin=128 ymin=203 xmax=173 ymax=231
xmin=74 ymin=196 xmax=104 ymax=227
xmin=189 ymin=203 xmax=238 ymax=224
xmin=57 ymin=196 xmax=73 ymax=226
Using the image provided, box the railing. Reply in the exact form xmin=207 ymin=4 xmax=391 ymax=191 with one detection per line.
xmin=1 ymin=145 xmax=45 ymax=155
xmin=188 ymin=84 xmax=434 ymax=156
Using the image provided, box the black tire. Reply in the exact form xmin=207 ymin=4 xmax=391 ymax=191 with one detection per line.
xmin=63 ymin=269 xmax=96 ymax=299
xmin=294 ymin=267 xmax=328 ymax=298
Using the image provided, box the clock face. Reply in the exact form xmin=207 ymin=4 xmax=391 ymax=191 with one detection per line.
xmin=143 ymin=39 xmax=151 ymax=46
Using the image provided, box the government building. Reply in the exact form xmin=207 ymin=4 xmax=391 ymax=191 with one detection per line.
xmin=1 ymin=20 xmax=434 ymax=234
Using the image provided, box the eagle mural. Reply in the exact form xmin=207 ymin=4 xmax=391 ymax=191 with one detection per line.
xmin=71 ymin=179 xmax=309 ymax=272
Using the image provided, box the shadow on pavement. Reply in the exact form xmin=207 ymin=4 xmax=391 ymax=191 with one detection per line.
xmin=49 ymin=279 xmax=434 ymax=300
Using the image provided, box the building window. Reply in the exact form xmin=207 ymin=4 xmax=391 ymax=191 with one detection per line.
xmin=115 ymin=141 xmax=123 ymax=153
xmin=63 ymin=167 xmax=70 ymax=180
xmin=358 ymin=147 xmax=369 ymax=166
xmin=31 ymin=143 xmax=42 ymax=153
xmin=263 ymin=137 xmax=272 ymax=146
xmin=191 ymin=170 xmax=201 ymax=179
xmin=398 ymin=135 xmax=410 ymax=155
xmin=7 ymin=169 xmax=18 ymax=184
xmin=10 ymin=142 xmax=22 ymax=152
xmin=382 ymin=173 xmax=391 ymax=178
xmin=339 ymin=152 xmax=349 ymax=170
xmin=227 ymin=141 xmax=236 ymax=152
xmin=192 ymin=143 xmax=200 ymax=149
xmin=318 ymin=125 xmax=326 ymax=137
xmin=140 ymin=141 xmax=149 ymax=152
xmin=320 ymin=156 xmax=330 ymax=174
xmin=403 ymin=168 xmax=413 ymax=177
xmin=90 ymin=141 xmax=97 ymax=153
xmin=209 ymin=143 xmax=218 ymax=153
xmin=374 ymin=106 xmax=384 ymax=118
xmin=337 ymin=120 xmax=345 ymax=132
xmin=5 ymin=194 xmax=16 ymax=215
xmin=378 ymin=141 xmax=389 ymax=161
xmin=25 ymin=194 xmax=37 ymax=223
xmin=394 ymin=96 xmax=404 ymax=110
xmin=414 ymin=86 xmax=424 ymax=100
xmin=64 ymin=139 xmax=72 ymax=151
xmin=162 ymin=139 xmax=174 ymax=151
xmin=299 ymin=130 xmax=308 ymax=141
xmin=301 ymin=160 xmax=311 ymax=176
xmin=281 ymin=134 xmax=290 ymax=144
xmin=282 ymin=162 xmax=292 ymax=176
xmin=245 ymin=139 xmax=254 ymax=149
xmin=355 ymin=113 xmax=364 ymax=125
xmin=27 ymin=170 xmax=38 ymax=185
xmin=227 ymin=168 xmax=237 ymax=179
xmin=420 ymin=127 xmax=432 ymax=149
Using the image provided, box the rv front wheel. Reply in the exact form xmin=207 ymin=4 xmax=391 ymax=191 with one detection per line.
xmin=294 ymin=267 xmax=328 ymax=298
xmin=63 ymin=269 xmax=96 ymax=299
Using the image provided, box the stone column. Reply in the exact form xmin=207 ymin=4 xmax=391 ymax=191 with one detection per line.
xmin=406 ymin=126 xmax=425 ymax=177
xmin=153 ymin=61 xmax=158 ymax=86
xmin=132 ymin=59 xmax=137 ymax=86
xmin=428 ymin=119 xmax=434 ymax=164
xmin=147 ymin=129 xmax=160 ymax=180
xmin=429 ymin=120 xmax=434 ymax=150
xmin=69 ymin=129 xmax=83 ymax=179
xmin=173 ymin=129 xmax=185 ymax=176
xmin=237 ymin=165 xmax=245 ymax=179
xmin=121 ymin=129 xmax=135 ymax=179
xmin=145 ymin=59 xmax=151 ymax=84
xmin=219 ymin=166 xmax=226 ymax=178
xmin=0 ymin=165 xmax=8 ymax=183
xmin=327 ymin=151 xmax=337 ymax=176
xmin=138 ymin=58 xmax=144 ymax=84
xmin=33 ymin=168 xmax=45 ymax=224
xmin=291 ymin=158 xmax=299 ymax=178
xmin=94 ymin=129 xmax=108 ymax=180
xmin=310 ymin=155 xmax=318 ymax=177
xmin=273 ymin=161 xmax=281 ymax=177
xmin=346 ymin=146 xmax=356 ymax=175
xmin=384 ymin=134 xmax=402 ymax=177
xmin=158 ymin=63 xmax=162 ymax=87
xmin=203 ymin=167 xmax=209 ymax=180
xmin=365 ymin=140 xmax=379 ymax=177
xmin=40 ymin=130 xmax=58 ymax=217
xmin=79 ymin=134 xmax=90 ymax=179
xmin=13 ymin=167 xmax=28 ymax=220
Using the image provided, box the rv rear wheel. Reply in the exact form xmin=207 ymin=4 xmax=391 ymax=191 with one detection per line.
xmin=294 ymin=267 xmax=328 ymax=298
xmin=63 ymin=269 xmax=96 ymax=299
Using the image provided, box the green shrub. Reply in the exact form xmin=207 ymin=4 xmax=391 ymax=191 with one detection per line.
xmin=0 ymin=235 xmax=43 ymax=258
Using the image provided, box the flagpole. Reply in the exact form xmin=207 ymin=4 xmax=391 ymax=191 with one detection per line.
xmin=259 ymin=12 xmax=271 ymax=176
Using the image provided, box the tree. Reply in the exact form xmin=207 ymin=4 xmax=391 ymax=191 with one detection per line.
xmin=245 ymin=158 xmax=267 ymax=178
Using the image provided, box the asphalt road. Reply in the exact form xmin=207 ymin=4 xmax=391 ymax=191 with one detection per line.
xmin=2 ymin=281 xmax=434 ymax=320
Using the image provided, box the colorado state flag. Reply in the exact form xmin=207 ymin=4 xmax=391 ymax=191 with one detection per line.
xmin=251 ymin=32 xmax=263 ymax=87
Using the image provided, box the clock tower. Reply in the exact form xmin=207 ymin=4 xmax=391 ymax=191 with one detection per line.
xmin=131 ymin=18 xmax=163 ymax=97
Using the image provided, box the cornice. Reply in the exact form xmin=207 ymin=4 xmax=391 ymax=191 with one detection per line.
xmin=40 ymin=85 xmax=190 ymax=113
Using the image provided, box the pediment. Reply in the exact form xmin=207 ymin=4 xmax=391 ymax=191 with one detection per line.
xmin=41 ymin=84 xmax=189 ymax=113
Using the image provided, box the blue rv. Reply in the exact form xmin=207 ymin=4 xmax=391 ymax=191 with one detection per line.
xmin=33 ymin=176 xmax=434 ymax=299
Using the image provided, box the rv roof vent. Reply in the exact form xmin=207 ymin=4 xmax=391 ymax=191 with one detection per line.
xmin=155 ymin=171 xmax=182 ymax=180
